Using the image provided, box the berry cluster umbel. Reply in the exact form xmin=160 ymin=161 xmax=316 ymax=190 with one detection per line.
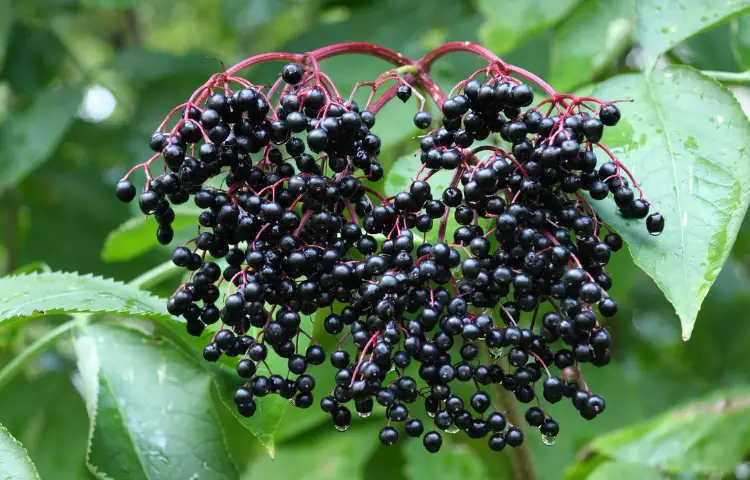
xmin=116 ymin=42 xmax=662 ymax=455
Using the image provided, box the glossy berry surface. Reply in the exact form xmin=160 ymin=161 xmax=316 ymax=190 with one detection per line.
xmin=116 ymin=42 xmax=662 ymax=456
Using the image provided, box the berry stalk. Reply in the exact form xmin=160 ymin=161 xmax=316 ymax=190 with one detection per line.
xmin=115 ymin=41 xmax=662 ymax=472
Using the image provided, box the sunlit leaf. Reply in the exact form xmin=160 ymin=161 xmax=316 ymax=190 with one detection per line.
xmin=591 ymin=66 xmax=750 ymax=339
xmin=636 ymin=0 xmax=750 ymax=66
xmin=74 ymin=323 xmax=237 ymax=480
xmin=589 ymin=388 xmax=750 ymax=474
xmin=0 ymin=86 xmax=83 ymax=193
xmin=478 ymin=0 xmax=581 ymax=54
xmin=548 ymin=0 xmax=634 ymax=91
xmin=0 ymin=271 xmax=172 ymax=328
xmin=0 ymin=423 xmax=40 ymax=480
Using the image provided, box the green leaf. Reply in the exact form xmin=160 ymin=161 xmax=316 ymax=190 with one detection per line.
xmin=735 ymin=13 xmax=750 ymax=70
xmin=242 ymin=422 xmax=383 ymax=480
xmin=156 ymin=307 xmax=313 ymax=457
xmin=403 ymin=439 xmax=490 ymax=479
xmin=671 ymin=22 xmax=744 ymax=72
xmin=636 ymin=0 xmax=750 ymax=66
xmin=478 ymin=0 xmax=581 ymax=54
xmin=548 ymin=0 xmax=634 ymax=91
xmin=74 ymin=323 xmax=237 ymax=480
xmin=106 ymin=48 xmax=218 ymax=84
xmin=498 ymin=30 xmax=554 ymax=84
xmin=102 ymin=214 xmax=196 ymax=262
xmin=16 ymin=146 xmax=159 ymax=281
xmin=0 ymin=271 xmax=173 ymax=328
xmin=0 ymin=0 xmax=12 ymax=73
xmin=589 ymin=388 xmax=750 ymax=474
xmin=212 ymin=368 xmax=287 ymax=459
xmin=590 ymin=66 xmax=750 ymax=339
xmin=220 ymin=0 xmax=287 ymax=32
xmin=0 ymin=85 xmax=83 ymax=193
xmin=0 ymin=373 xmax=90 ymax=480
xmin=128 ymin=260 xmax=181 ymax=291
xmin=0 ymin=320 xmax=76 ymax=392
xmin=587 ymin=461 xmax=665 ymax=480
xmin=11 ymin=262 xmax=51 ymax=275
xmin=0 ymin=24 xmax=67 ymax=95
xmin=0 ymin=423 xmax=40 ymax=480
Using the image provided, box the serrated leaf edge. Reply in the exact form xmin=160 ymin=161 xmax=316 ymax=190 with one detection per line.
xmin=72 ymin=328 xmax=115 ymax=480
xmin=0 ymin=271 xmax=177 ymax=325
xmin=0 ymin=423 xmax=41 ymax=480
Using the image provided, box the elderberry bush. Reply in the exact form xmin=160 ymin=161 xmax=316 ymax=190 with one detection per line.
xmin=116 ymin=48 xmax=663 ymax=455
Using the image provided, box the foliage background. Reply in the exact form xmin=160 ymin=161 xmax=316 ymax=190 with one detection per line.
xmin=1 ymin=0 xmax=750 ymax=479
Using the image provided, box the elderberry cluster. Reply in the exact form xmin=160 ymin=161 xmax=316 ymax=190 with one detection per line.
xmin=116 ymin=54 xmax=662 ymax=455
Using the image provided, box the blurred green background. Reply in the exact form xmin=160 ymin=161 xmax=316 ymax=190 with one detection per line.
xmin=1 ymin=0 xmax=750 ymax=479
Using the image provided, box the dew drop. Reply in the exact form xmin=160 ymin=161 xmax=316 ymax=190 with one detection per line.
xmin=357 ymin=411 xmax=371 ymax=419
xmin=542 ymin=434 xmax=556 ymax=446
xmin=335 ymin=424 xmax=349 ymax=432
xmin=427 ymin=411 xmax=436 ymax=418
xmin=445 ymin=424 xmax=460 ymax=434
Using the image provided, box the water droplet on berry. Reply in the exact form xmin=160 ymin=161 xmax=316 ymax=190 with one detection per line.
xmin=335 ymin=424 xmax=349 ymax=432
xmin=427 ymin=411 xmax=436 ymax=418
xmin=542 ymin=434 xmax=556 ymax=446
xmin=445 ymin=424 xmax=460 ymax=434
xmin=357 ymin=411 xmax=371 ymax=419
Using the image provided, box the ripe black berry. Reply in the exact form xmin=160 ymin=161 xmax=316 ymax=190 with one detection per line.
xmin=646 ymin=213 xmax=664 ymax=235
xmin=397 ymin=85 xmax=412 ymax=102
xmin=281 ymin=63 xmax=304 ymax=84
xmin=414 ymin=111 xmax=432 ymax=129
xmin=505 ymin=427 xmax=524 ymax=447
xmin=116 ymin=180 xmax=136 ymax=203
xmin=423 ymin=431 xmax=443 ymax=453
xmin=600 ymin=104 xmax=621 ymax=126
xmin=118 ymin=45 xmax=662 ymax=453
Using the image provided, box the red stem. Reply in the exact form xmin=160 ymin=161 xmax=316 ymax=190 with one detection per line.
xmin=226 ymin=52 xmax=305 ymax=75
xmin=418 ymin=42 xmax=557 ymax=98
xmin=437 ymin=168 xmax=464 ymax=242
xmin=350 ymin=332 xmax=380 ymax=387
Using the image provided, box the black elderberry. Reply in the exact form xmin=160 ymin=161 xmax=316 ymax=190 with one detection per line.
xmin=237 ymin=401 xmax=257 ymax=418
xmin=505 ymin=427 xmax=524 ymax=447
xmin=488 ymin=433 xmax=507 ymax=452
xmin=397 ymin=85 xmax=412 ymax=102
xmin=234 ymin=387 xmax=253 ymax=405
xmin=116 ymin=180 xmax=136 ymax=203
xmin=541 ymin=419 xmax=559 ymax=437
xmin=525 ymin=406 xmax=545 ymax=427
xmin=423 ymin=431 xmax=443 ymax=453
xmin=203 ymin=343 xmax=221 ymax=362
xmin=281 ymin=63 xmax=304 ymax=84
xmin=119 ymin=52 xmax=661 ymax=455
xmin=470 ymin=391 xmax=491 ymax=413
xmin=414 ymin=111 xmax=432 ymax=129
xmin=599 ymin=104 xmax=621 ymax=126
xmin=237 ymin=359 xmax=257 ymax=378
xmin=405 ymin=419 xmax=424 ymax=437
xmin=646 ymin=213 xmax=664 ymax=235
xmin=379 ymin=426 xmax=399 ymax=446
